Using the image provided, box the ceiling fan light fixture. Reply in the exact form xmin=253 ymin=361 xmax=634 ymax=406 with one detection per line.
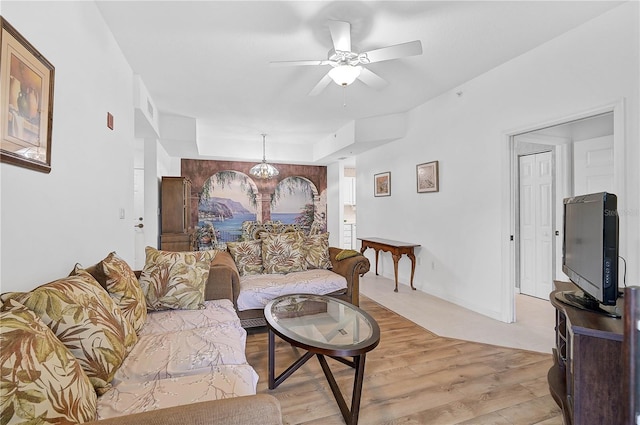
xmin=328 ymin=65 xmax=362 ymax=86
xmin=249 ymin=134 xmax=279 ymax=179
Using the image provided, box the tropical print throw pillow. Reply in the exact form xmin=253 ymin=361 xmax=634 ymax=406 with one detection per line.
xmin=0 ymin=299 xmax=98 ymax=424
xmin=261 ymin=232 xmax=307 ymax=274
xmin=305 ymin=232 xmax=332 ymax=269
xmin=0 ymin=270 xmax=135 ymax=394
xmin=227 ymin=240 xmax=263 ymax=276
xmin=138 ymin=247 xmax=216 ymax=311
xmin=98 ymin=252 xmax=147 ymax=333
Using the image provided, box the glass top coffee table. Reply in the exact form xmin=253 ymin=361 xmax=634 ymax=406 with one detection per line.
xmin=265 ymin=294 xmax=380 ymax=425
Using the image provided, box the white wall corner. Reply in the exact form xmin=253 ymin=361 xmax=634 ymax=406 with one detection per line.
xmin=133 ymin=75 xmax=160 ymax=139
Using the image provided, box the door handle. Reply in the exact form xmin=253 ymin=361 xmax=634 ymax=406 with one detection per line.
xmin=134 ymin=223 xmax=144 ymax=228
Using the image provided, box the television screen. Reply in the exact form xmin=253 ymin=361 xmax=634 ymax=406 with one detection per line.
xmin=559 ymin=192 xmax=620 ymax=317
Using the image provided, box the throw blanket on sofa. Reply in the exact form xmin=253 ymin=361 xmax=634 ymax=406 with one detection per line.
xmin=236 ymin=269 xmax=347 ymax=311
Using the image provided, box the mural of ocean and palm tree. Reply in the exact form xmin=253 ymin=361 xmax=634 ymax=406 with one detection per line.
xmin=198 ymin=171 xmax=315 ymax=244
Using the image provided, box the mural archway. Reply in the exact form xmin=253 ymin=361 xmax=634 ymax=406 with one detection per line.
xmin=271 ymin=176 xmax=320 ymax=230
xmin=198 ymin=171 xmax=258 ymax=244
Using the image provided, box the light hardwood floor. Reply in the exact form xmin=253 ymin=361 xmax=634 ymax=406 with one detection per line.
xmin=246 ymin=296 xmax=562 ymax=425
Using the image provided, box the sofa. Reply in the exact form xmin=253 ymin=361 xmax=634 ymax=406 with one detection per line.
xmin=0 ymin=250 xmax=282 ymax=425
xmin=207 ymin=221 xmax=371 ymax=322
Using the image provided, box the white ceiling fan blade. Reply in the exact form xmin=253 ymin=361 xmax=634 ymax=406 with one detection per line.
xmin=357 ymin=68 xmax=388 ymax=90
xmin=328 ymin=20 xmax=351 ymax=53
xmin=308 ymin=72 xmax=333 ymax=96
xmin=360 ymin=40 xmax=422 ymax=64
xmin=270 ymin=60 xmax=331 ymax=67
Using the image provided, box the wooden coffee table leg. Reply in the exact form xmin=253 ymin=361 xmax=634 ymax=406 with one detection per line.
xmin=317 ymin=354 xmax=367 ymax=425
xmin=350 ymin=354 xmax=366 ymax=425
xmin=269 ymin=328 xmax=315 ymax=390
xmin=268 ymin=329 xmax=275 ymax=389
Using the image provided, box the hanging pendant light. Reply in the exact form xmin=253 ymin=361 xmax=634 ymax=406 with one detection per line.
xmin=249 ymin=133 xmax=279 ymax=179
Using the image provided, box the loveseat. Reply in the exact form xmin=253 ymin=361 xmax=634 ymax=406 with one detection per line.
xmin=0 ymin=250 xmax=282 ymax=425
xmin=207 ymin=221 xmax=371 ymax=322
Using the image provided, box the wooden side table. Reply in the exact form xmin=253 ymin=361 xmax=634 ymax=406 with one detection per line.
xmin=358 ymin=237 xmax=420 ymax=292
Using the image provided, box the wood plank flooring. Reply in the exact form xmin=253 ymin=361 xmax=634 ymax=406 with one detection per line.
xmin=245 ymin=296 xmax=562 ymax=425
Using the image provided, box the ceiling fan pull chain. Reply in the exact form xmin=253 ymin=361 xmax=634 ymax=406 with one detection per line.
xmin=343 ymin=86 xmax=347 ymax=108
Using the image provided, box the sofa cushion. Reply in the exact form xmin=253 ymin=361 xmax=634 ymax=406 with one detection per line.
xmin=97 ymin=364 xmax=259 ymax=419
xmin=261 ymin=232 xmax=307 ymax=274
xmin=1 ymin=270 xmax=136 ymax=393
xmin=227 ymin=240 xmax=263 ymax=276
xmin=96 ymin=252 xmax=147 ymax=333
xmin=304 ymin=232 xmax=332 ymax=270
xmin=0 ymin=299 xmax=98 ymax=424
xmin=113 ymin=323 xmax=249 ymax=385
xmin=237 ymin=269 xmax=348 ymax=311
xmin=139 ymin=247 xmax=216 ymax=311
xmin=139 ymin=299 xmax=240 ymax=336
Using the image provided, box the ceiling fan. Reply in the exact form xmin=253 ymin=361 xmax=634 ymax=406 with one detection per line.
xmin=270 ymin=20 xmax=423 ymax=96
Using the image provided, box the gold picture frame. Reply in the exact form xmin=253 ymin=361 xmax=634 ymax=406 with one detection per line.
xmin=0 ymin=17 xmax=55 ymax=173
xmin=374 ymin=171 xmax=391 ymax=197
xmin=417 ymin=161 xmax=439 ymax=193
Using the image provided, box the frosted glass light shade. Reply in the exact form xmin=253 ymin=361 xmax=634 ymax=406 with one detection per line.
xmin=328 ymin=65 xmax=362 ymax=86
xmin=249 ymin=161 xmax=279 ymax=179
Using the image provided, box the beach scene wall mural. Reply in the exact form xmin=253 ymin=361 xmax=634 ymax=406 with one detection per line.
xmin=181 ymin=159 xmax=327 ymax=248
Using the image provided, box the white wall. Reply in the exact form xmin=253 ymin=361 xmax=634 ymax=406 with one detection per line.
xmin=1 ymin=2 xmax=137 ymax=292
xmin=326 ymin=161 xmax=342 ymax=248
xmin=356 ymin=2 xmax=639 ymax=321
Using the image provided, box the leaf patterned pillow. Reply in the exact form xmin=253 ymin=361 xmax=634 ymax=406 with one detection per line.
xmin=138 ymin=247 xmax=216 ymax=311
xmin=98 ymin=252 xmax=147 ymax=334
xmin=305 ymin=232 xmax=332 ymax=269
xmin=227 ymin=240 xmax=263 ymax=276
xmin=0 ymin=270 xmax=136 ymax=394
xmin=0 ymin=299 xmax=98 ymax=424
xmin=261 ymin=232 xmax=308 ymax=274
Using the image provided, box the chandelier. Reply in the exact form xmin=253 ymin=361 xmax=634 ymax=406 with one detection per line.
xmin=249 ymin=134 xmax=279 ymax=179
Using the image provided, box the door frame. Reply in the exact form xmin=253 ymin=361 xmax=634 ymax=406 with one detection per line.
xmin=502 ymin=100 xmax=625 ymax=323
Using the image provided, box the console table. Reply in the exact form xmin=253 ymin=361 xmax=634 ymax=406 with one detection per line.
xmin=358 ymin=237 xmax=420 ymax=292
xmin=548 ymin=281 xmax=624 ymax=424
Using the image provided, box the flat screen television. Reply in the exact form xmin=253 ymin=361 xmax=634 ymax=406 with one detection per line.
xmin=557 ymin=191 xmax=622 ymax=318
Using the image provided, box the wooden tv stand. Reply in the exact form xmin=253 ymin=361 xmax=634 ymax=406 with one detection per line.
xmin=548 ymin=281 xmax=624 ymax=424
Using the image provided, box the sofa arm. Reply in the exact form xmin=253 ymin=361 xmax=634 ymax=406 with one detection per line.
xmin=328 ymin=247 xmax=370 ymax=306
xmin=205 ymin=250 xmax=241 ymax=304
xmin=89 ymin=394 xmax=282 ymax=425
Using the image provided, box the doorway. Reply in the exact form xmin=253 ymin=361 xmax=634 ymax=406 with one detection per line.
xmin=510 ymin=109 xmax=616 ymax=318
xmin=519 ymin=151 xmax=554 ymax=299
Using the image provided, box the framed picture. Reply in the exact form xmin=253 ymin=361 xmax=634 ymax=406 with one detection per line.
xmin=374 ymin=171 xmax=391 ymax=197
xmin=0 ymin=17 xmax=55 ymax=173
xmin=417 ymin=161 xmax=439 ymax=193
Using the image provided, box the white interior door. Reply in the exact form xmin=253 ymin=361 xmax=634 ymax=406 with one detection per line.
xmin=573 ymin=135 xmax=614 ymax=195
xmin=133 ymin=168 xmax=145 ymax=269
xmin=519 ymin=151 xmax=553 ymax=299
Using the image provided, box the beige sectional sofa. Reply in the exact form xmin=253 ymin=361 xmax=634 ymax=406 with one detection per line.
xmin=0 ymin=250 xmax=282 ymax=425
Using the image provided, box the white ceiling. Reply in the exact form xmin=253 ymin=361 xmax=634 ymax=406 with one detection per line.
xmin=95 ymin=1 xmax=623 ymax=165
